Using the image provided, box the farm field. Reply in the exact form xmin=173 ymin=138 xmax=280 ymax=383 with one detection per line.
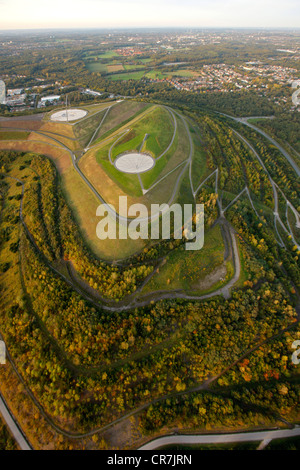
xmin=82 ymin=47 xmax=205 ymax=83
xmin=85 ymin=63 xmax=108 ymax=73
xmin=109 ymin=71 xmax=147 ymax=81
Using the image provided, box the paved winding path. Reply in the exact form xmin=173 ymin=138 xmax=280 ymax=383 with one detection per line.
xmin=138 ymin=426 xmax=300 ymax=450
xmin=220 ymin=113 xmax=300 ymax=178
xmin=0 ymin=393 xmax=31 ymax=450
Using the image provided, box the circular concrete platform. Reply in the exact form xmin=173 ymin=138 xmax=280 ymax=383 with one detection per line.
xmin=50 ymin=108 xmax=87 ymax=122
xmin=114 ymin=153 xmax=155 ymax=174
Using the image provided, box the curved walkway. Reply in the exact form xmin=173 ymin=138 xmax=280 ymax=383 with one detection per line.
xmin=138 ymin=426 xmax=300 ymax=450
xmin=217 ymin=113 xmax=300 ymax=249
xmin=0 ymin=393 xmax=31 ymax=450
xmin=221 ymin=113 xmax=300 ymax=178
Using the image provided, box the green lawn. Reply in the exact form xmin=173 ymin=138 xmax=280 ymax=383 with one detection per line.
xmin=95 ymin=101 xmax=151 ymax=142
xmin=109 ymin=71 xmax=147 ymax=81
xmin=80 ymin=103 xmax=190 ymax=208
xmin=93 ymin=103 xmax=190 ymax=196
xmin=124 ymin=64 xmax=147 ymax=70
xmin=145 ymin=71 xmax=170 ymax=80
xmin=111 ymin=106 xmax=174 ymax=159
xmin=99 ymin=159 xmax=142 ymax=197
xmin=171 ymin=69 xmax=197 ymax=78
xmin=85 ymin=62 xmax=107 ymax=73
xmin=0 ymin=131 xmax=30 ymax=141
xmin=111 ymin=131 xmax=145 ymax=159
xmin=189 ymin=126 xmax=211 ymax=191
xmin=86 ymin=51 xmax=119 ymax=60
xmin=141 ymin=155 xmax=169 ymax=189
xmin=94 ymin=105 xmax=176 ymax=193
xmin=98 ymin=51 xmax=119 ymax=59
xmin=141 ymin=224 xmax=225 ymax=293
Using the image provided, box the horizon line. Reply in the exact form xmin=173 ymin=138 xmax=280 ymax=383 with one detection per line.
xmin=1 ymin=26 xmax=300 ymax=32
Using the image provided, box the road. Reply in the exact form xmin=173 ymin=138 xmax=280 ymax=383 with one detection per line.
xmin=215 ymin=114 xmax=300 ymax=249
xmin=138 ymin=426 xmax=300 ymax=450
xmin=229 ymin=124 xmax=300 ymax=249
xmin=241 ymin=118 xmax=300 ymax=178
xmin=220 ymin=112 xmax=300 ymax=178
xmin=156 ymin=106 xmax=178 ymax=161
xmin=0 ymin=394 xmax=31 ymax=450
xmin=85 ymin=105 xmax=112 ymax=149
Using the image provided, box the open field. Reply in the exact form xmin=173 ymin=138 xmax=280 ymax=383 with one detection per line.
xmin=0 ymin=130 xmax=30 ymax=140
xmin=144 ymin=70 xmax=170 ymax=80
xmin=170 ymin=69 xmax=199 ymax=78
xmin=83 ymin=51 xmax=156 ymax=79
xmin=140 ymin=224 xmax=225 ymax=293
xmin=0 ymin=120 xmax=43 ymax=131
xmin=85 ymin=62 xmax=108 ymax=73
xmin=95 ymin=101 xmax=151 ymax=141
xmin=124 ymin=64 xmax=147 ymax=71
xmin=39 ymin=121 xmax=75 ymax=137
xmin=142 ymin=163 xmax=188 ymax=205
xmin=107 ymin=64 xmax=124 ymax=73
xmin=104 ymin=69 xmax=198 ymax=81
xmin=140 ymin=114 xmax=188 ymax=188
xmin=72 ymin=109 xmax=107 ymax=142
xmin=110 ymin=106 xmax=174 ymax=159
xmin=95 ymin=51 xmax=119 ymax=59
xmin=109 ymin=71 xmax=147 ymax=81
xmin=58 ymin=158 xmax=145 ymax=258
xmin=79 ymin=101 xmax=191 ymax=205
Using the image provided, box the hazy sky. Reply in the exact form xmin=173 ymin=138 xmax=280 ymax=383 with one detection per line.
xmin=0 ymin=0 xmax=299 ymax=30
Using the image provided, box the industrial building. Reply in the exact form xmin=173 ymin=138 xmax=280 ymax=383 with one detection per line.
xmin=0 ymin=80 xmax=6 ymax=104
xmin=40 ymin=95 xmax=61 ymax=103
